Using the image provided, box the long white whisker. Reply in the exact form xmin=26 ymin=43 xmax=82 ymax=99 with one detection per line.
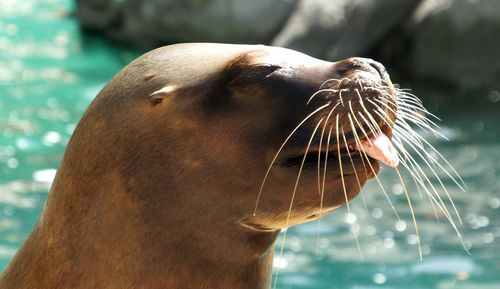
xmin=391 ymin=137 xmax=464 ymax=239
xmin=336 ymin=115 xmax=364 ymax=261
xmin=395 ymin=167 xmax=422 ymax=260
xmin=317 ymin=103 xmax=342 ymax=195
xmin=316 ymin=124 xmax=334 ymax=254
xmin=348 ymin=113 xmax=400 ymax=220
xmin=373 ymin=98 xmax=448 ymax=140
xmin=254 ymin=103 xmax=330 ymax=215
xmin=273 ymin=117 xmax=325 ymax=289
xmin=342 ymin=127 xmax=368 ymax=213
xmin=393 ymin=121 xmax=466 ymax=191
xmin=393 ymin=125 xmax=463 ymax=225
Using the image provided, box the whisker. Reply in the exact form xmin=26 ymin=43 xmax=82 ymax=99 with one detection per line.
xmin=393 ymin=125 xmax=463 ymax=225
xmin=396 ymin=147 xmax=441 ymax=223
xmin=319 ymin=77 xmax=350 ymax=89
xmin=371 ymin=107 xmax=437 ymax=202
xmin=307 ymin=88 xmax=338 ymax=105
xmin=397 ymin=99 xmax=441 ymax=123
xmin=358 ymin=111 xmax=381 ymax=136
xmin=396 ymin=147 xmax=448 ymax=219
xmin=341 ymin=127 xmax=368 ymax=213
xmin=357 ymin=78 xmax=364 ymax=92
xmin=393 ymin=115 xmax=462 ymax=181
xmin=336 ymin=115 xmax=364 ymax=261
xmin=339 ymin=89 xmax=346 ymax=106
xmin=391 ymin=136 xmax=463 ymax=237
xmin=317 ymin=103 xmax=342 ymax=195
xmin=372 ymin=98 xmax=447 ymax=140
xmin=397 ymin=104 xmax=444 ymax=135
xmin=273 ymin=117 xmax=325 ymax=289
xmin=348 ymin=101 xmax=373 ymax=146
xmin=391 ymin=91 xmax=444 ymax=128
xmin=348 ymin=112 xmax=400 ymax=220
xmin=372 ymin=108 xmax=432 ymax=205
xmin=397 ymin=92 xmax=436 ymax=113
xmin=317 ymin=124 xmax=334 ymax=255
xmin=393 ymin=121 xmax=466 ymax=191
xmin=394 ymin=140 xmax=469 ymax=254
xmin=354 ymin=84 xmax=466 ymax=253
xmin=395 ymin=167 xmax=423 ymax=260
xmin=355 ymin=89 xmax=385 ymax=136
xmin=254 ymin=103 xmax=330 ymax=215
xmin=307 ymin=77 xmax=351 ymax=104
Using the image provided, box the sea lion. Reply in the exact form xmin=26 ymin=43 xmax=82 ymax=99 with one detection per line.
xmin=0 ymin=43 xmax=399 ymax=289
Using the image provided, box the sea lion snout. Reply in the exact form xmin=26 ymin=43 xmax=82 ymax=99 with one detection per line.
xmin=333 ymin=57 xmax=387 ymax=79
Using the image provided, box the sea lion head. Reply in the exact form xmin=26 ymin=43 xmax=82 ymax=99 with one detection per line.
xmin=57 ymin=43 xmax=398 ymax=235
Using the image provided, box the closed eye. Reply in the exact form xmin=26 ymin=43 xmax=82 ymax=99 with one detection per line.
xmin=231 ymin=64 xmax=282 ymax=86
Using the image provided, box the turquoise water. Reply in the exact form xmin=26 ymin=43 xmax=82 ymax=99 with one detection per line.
xmin=0 ymin=0 xmax=141 ymax=269
xmin=1 ymin=1 xmax=498 ymax=288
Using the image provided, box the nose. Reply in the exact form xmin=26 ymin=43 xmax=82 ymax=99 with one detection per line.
xmin=367 ymin=60 xmax=388 ymax=79
xmin=334 ymin=57 xmax=387 ymax=79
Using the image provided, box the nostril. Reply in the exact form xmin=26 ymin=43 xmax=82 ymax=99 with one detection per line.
xmin=333 ymin=58 xmax=388 ymax=79
xmin=368 ymin=61 xmax=387 ymax=78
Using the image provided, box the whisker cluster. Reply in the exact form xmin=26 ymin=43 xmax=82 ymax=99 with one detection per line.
xmin=257 ymin=79 xmax=466 ymax=289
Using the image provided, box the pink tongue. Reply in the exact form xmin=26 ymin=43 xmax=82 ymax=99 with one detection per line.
xmin=355 ymin=133 xmax=399 ymax=168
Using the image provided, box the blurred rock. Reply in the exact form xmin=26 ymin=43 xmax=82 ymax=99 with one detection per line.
xmin=76 ymin=0 xmax=297 ymax=46
xmin=76 ymin=0 xmax=420 ymax=59
xmin=406 ymin=0 xmax=500 ymax=88
xmin=76 ymin=0 xmax=499 ymax=89
xmin=272 ymin=0 xmax=421 ymax=60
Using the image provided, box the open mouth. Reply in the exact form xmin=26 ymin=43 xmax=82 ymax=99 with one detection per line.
xmin=278 ymin=131 xmax=399 ymax=170
xmin=278 ymin=145 xmax=360 ymax=170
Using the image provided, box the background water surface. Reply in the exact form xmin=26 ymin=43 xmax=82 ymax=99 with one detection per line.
xmin=0 ymin=1 xmax=499 ymax=288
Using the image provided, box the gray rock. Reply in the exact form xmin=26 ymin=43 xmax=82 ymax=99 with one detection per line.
xmin=76 ymin=0 xmax=420 ymax=59
xmin=77 ymin=0 xmax=298 ymax=47
xmin=272 ymin=0 xmax=422 ymax=60
xmin=409 ymin=0 xmax=500 ymax=88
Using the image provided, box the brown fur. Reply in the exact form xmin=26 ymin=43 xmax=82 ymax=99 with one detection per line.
xmin=0 ymin=43 xmax=395 ymax=289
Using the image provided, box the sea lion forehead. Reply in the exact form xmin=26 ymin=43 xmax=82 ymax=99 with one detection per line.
xmin=254 ymin=45 xmax=327 ymax=68
xmin=135 ymin=43 xmax=261 ymax=85
xmin=143 ymin=43 xmax=322 ymax=81
xmin=148 ymin=43 xmax=263 ymax=69
xmin=162 ymin=42 xmax=313 ymax=62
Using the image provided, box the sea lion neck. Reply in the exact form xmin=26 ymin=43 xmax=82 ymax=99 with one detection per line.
xmin=1 ymin=165 xmax=280 ymax=289
xmin=0 ymin=101 xmax=281 ymax=288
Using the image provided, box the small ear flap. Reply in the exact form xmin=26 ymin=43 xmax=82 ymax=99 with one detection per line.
xmin=148 ymin=85 xmax=177 ymax=106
